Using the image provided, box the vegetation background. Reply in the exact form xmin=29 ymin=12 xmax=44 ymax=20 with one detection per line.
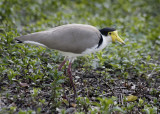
xmin=0 ymin=0 xmax=160 ymax=113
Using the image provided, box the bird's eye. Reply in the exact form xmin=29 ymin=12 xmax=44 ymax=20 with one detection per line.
xmin=108 ymin=32 xmax=111 ymax=35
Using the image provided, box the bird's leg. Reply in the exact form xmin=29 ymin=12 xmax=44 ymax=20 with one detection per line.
xmin=67 ymin=62 xmax=77 ymax=99
xmin=58 ymin=59 xmax=67 ymax=71
xmin=58 ymin=58 xmax=69 ymax=101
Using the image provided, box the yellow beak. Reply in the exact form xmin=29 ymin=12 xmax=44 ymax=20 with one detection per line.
xmin=109 ymin=31 xmax=125 ymax=44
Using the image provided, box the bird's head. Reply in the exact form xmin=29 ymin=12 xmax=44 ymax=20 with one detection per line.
xmin=99 ymin=27 xmax=125 ymax=44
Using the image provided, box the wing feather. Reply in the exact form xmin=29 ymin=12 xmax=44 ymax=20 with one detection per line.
xmin=15 ymin=24 xmax=101 ymax=53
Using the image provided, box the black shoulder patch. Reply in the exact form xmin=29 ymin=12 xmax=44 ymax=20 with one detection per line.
xmin=97 ymin=35 xmax=103 ymax=48
xmin=15 ymin=39 xmax=23 ymax=43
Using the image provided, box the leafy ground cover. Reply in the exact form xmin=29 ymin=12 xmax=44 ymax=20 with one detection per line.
xmin=0 ymin=0 xmax=160 ymax=113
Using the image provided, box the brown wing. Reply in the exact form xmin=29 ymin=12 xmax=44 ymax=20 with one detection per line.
xmin=15 ymin=24 xmax=101 ymax=53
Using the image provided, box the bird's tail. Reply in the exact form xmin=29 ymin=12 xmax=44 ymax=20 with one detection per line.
xmin=15 ymin=35 xmax=47 ymax=48
xmin=15 ymin=38 xmax=23 ymax=43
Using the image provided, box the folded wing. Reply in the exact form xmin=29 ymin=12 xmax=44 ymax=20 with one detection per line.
xmin=15 ymin=24 xmax=101 ymax=53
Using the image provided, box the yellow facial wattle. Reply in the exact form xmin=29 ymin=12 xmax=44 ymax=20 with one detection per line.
xmin=109 ymin=31 xmax=125 ymax=44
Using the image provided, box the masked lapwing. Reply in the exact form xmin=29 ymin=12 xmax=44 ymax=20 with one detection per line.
xmin=15 ymin=24 xmax=125 ymax=98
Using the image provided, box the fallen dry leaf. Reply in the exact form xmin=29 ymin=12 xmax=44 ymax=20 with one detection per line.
xmin=71 ymin=103 xmax=77 ymax=108
xmin=19 ymin=82 xmax=29 ymax=87
xmin=126 ymin=95 xmax=138 ymax=102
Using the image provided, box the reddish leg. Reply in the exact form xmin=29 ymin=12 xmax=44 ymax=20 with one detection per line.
xmin=67 ymin=62 xmax=77 ymax=98
xmin=58 ymin=59 xmax=69 ymax=102
xmin=58 ymin=59 xmax=67 ymax=71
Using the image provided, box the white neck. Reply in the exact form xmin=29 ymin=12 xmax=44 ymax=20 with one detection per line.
xmin=98 ymin=35 xmax=112 ymax=50
xmin=104 ymin=35 xmax=112 ymax=44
